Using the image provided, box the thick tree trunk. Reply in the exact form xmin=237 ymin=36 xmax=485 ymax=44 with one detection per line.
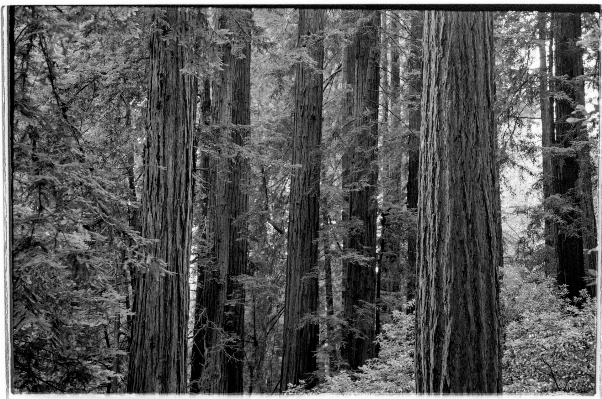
xmin=223 ymin=9 xmax=251 ymax=392
xmin=127 ymin=7 xmax=196 ymax=393
xmin=405 ymin=12 xmax=422 ymax=307
xmin=341 ymin=10 xmax=380 ymax=370
xmin=551 ymin=12 xmax=595 ymax=299
xmin=199 ymin=9 xmax=252 ymax=393
xmin=281 ymin=9 xmax=325 ymax=391
xmin=415 ymin=11 xmax=503 ymax=393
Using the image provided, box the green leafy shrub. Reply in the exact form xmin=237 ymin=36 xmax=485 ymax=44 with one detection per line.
xmin=287 ymin=310 xmax=414 ymax=394
xmin=502 ymin=266 xmax=596 ymax=394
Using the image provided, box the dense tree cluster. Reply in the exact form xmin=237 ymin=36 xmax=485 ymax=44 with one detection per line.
xmin=10 ymin=6 xmax=598 ymax=394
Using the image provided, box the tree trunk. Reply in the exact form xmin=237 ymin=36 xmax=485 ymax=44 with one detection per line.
xmin=198 ymin=8 xmax=252 ymax=393
xmin=550 ymin=12 xmax=595 ymax=299
xmin=537 ymin=12 xmax=557 ymax=272
xmin=341 ymin=10 xmax=380 ymax=370
xmin=405 ymin=12 xmax=422 ymax=307
xmin=124 ymin=100 xmax=138 ymax=354
xmin=110 ymin=264 xmax=121 ymax=393
xmin=321 ymin=205 xmax=336 ymax=374
xmin=190 ymin=78 xmax=212 ymax=394
xmin=379 ymin=11 xmax=402 ymax=314
xmin=127 ymin=7 xmax=196 ymax=393
xmin=280 ymin=9 xmax=325 ymax=391
xmin=415 ymin=11 xmax=503 ymax=393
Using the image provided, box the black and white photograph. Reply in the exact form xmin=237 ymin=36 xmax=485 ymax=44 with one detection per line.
xmin=5 ymin=4 xmax=601 ymax=394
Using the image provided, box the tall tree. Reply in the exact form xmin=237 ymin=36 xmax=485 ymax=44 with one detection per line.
xmin=190 ymin=78 xmax=212 ymax=394
xmin=379 ymin=11 xmax=402 ymax=311
xmin=193 ymin=8 xmax=252 ymax=393
xmin=405 ymin=12 xmax=422 ymax=306
xmin=341 ymin=10 xmax=380 ymax=369
xmin=280 ymin=9 xmax=325 ymax=390
xmin=538 ymin=12 xmax=556 ymax=271
xmin=127 ymin=7 xmax=197 ymax=393
xmin=550 ymin=12 xmax=597 ymax=299
xmin=415 ymin=11 xmax=503 ymax=393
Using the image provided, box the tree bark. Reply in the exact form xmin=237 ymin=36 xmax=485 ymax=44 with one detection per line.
xmin=379 ymin=11 xmax=401 ymax=312
xmin=415 ymin=11 xmax=503 ymax=393
xmin=341 ymin=10 xmax=380 ymax=370
xmin=280 ymin=9 xmax=325 ymax=391
xmin=127 ymin=7 xmax=197 ymax=393
xmin=190 ymin=78 xmax=212 ymax=394
xmin=321 ymin=205 xmax=336 ymax=374
xmin=537 ymin=12 xmax=557 ymax=271
xmin=198 ymin=8 xmax=252 ymax=393
xmin=405 ymin=12 xmax=422 ymax=307
xmin=550 ymin=12 xmax=595 ymax=299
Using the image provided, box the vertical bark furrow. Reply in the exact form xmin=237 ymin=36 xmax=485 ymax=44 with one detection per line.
xmin=281 ymin=9 xmax=325 ymax=390
xmin=341 ymin=10 xmax=380 ymax=370
xmin=196 ymin=8 xmax=252 ymax=393
xmin=551 ymin=12 xmax=596 ymax=299
xmin=415 ymin=11 xmax=502 ymax=393
xmin=127 ymin=7 xmax=197 ymax=393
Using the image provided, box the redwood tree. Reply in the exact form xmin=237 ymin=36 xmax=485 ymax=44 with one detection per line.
xmin=415 ymin=11 xmax=503 ymax=393
xmin=341 ymin=10 xmax=380 ymax=370
xmin=192 ymin=8 xmax=252 ymax=393
xmin=280 ymin=9 xmax=325 ymax=390
xmin=405 ymin=12 xmax=422 ymax=306
xmin=550 ymin=12 xmax=597 ymax=299
xmin=538 ymin=12 xmax=556 ymax=271
xmin=190 ymin=78 xmax=212 ymax=394
xmin=127 ymin=7 xmax=197 ymax=393
xmin=379 ymin=11 xmax=401 ymax=310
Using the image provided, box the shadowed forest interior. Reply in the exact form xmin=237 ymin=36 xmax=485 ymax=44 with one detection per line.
xmin=10 ymin=6 xmax=600 ymax=394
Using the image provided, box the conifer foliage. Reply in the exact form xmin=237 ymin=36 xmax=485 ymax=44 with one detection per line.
xmin=10 ymin=6 xmax=599 ymax=395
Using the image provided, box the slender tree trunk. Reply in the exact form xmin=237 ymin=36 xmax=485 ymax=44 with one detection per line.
xmin=127 ymin=7 xmax=197 ymax=393
xmin=341 ymin=10 xmax=380 ymax=370
xmin=382 ymin=11 xmax=403 ymax=304
xmin=190 ymin=78 xmax=212 ymax=394
xmin=538 ymin=12 xmax=557 ymax=272
xmin=550 ymin=12 xmax=594 ymax=299
xmin=124 ymin=101 xmax=138 ymax=352
xmin=110 ymin=263 xmax=121 ymax=393
xmin=281 ymin=9 xmax=325 ymax=391
xmin=380 ymin=12 xmax=389 ymax=128
xmin=415 ymin=11 xmax=502 ymax=393
xmin=405 ymin=12 xmax=422 ymax=307
xmin=321 ymin=206 xmax=336 ymax=374
xmin=379 ymin=11 xmax=402 ymax=314
xmin=199 ymin=8 xmax=252 ymax=393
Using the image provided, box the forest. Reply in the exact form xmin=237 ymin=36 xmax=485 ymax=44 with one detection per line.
xmin=9 ymin=5 xmax=600 ymax=394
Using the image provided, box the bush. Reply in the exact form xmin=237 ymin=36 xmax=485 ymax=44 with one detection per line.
xmin=289 ymin=310 xmax=414 ymax=394
xmin=502 ymin=265 xmax=596 ymax=394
